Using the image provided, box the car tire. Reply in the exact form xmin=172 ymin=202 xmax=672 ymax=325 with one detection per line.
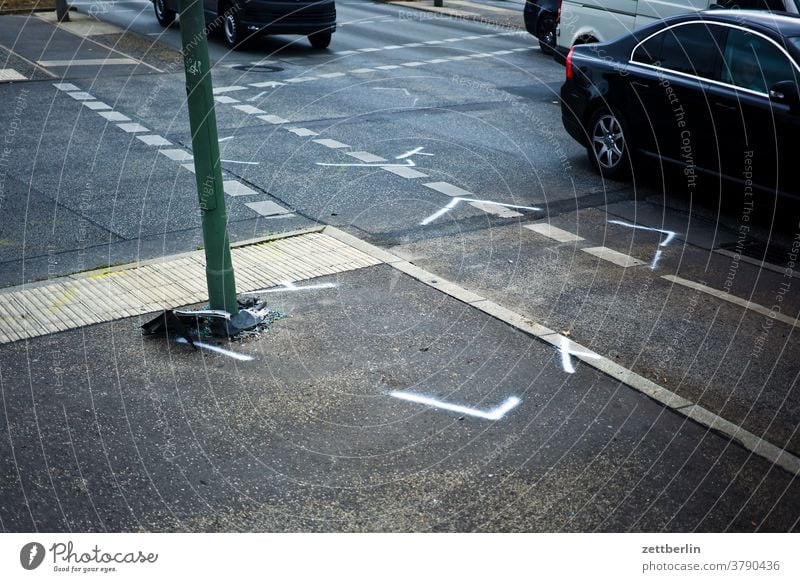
xmin=537 ymin=14 xmax=556 ymax=56
xmin=223 ymin=4 xmax=245 ymax=50
xmin=587 ymin=107 xmax=632 ymax=180
xmin=154 ymin=0 xmax=176 ymax=27
xmin=308 ymin=29 xmax=332 ymax=49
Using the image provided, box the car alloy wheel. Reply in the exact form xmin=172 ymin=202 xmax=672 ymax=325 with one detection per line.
xmin=588 ymin=108 xmax=631 ymax=179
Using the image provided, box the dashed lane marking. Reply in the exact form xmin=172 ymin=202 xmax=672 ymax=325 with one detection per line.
xmin=81 ymin=101 xmax=111 ymax=110
xmin=524 ymin=223 xmax=585 ymax=243
xmin=0 ymin=69 xmax=26 ymax=81
xmin=117 ymin=123 xmax=149 ymax=133
xmin=136 ymin=135 xmax=172 ymax=147
xmin=287 ymin=127 xmax=318 ymax=137
xmin=233 ymin=104 xmax=265 ymax=115
xmin=582 ymin=246 xmax=646 ymax=268
xmin=663 ymin=275 xmax=800 ymax=328
xmin=212 ymin=85 xmax=247 ymax=94
xmin=38 ymin=58 xmax=137 ymax=66
xmin=346 ymin=151 xmax=387 ymax=163
xmin=245 ymin=200 xmax=293 ymax=217
xmin=159 ymin=149 xmax=193 ymax=162
xmin=97 ymin=111 xmax=131 ymax=122
xmin=381 ymin=165 xmax=428 ymax=179
xmin=423 ymin=181 xmax=474 ymax=198
xmin=313 ymin=138 xmax=351 ymax=149
xmin=214 ymin=95 xmax=239 ymax=104
xmin=257 ymin=114 xmax=289 ymax=125
xmin=223 ymin=181 xmax=258 ymax=197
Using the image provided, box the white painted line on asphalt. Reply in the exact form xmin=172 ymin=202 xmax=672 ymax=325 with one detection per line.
xmin=245 ymin=200 xmax=291 ymax=216
xmin=317 ymin=72 xmax=346 ymax=78
xmin=176 ymin=337 xmax=254 ymax=361
xmin=136 ymin=134 xmax=172 ymax=147
xmin=313 ymin=138 xmax=350 ymax=149
xmin=221 ymin=159 xmax=259 ymax=165
xmin=420 ymin=197 xmax=540 ymax=225
xmin=81 ymin=101 xmax=111 ymax=110
xmin=442 ymin=38 xmax=462 ymax=42
xmin=663 ymin=275 xmax=800 ymax=328
xmin=39 ymin=58 xmax=137 ymax=66
xmin=97 ymin=111 xmax=131 ymax=122
xmin=223 ymin=181 xmax=257 ymax=197
xmin=358 ymin=47 xmax=381 ymax=52
xmin=713 ymin=248 xmax=800 ymax=279
xmin=158 ymin=149 xmax=193 ymax=162
xmin=375 ymin=65 xmax=402 ymax=70
xmin=349 ymin=68 xmax=375 ymax=74
xmin=66 ymin=91 xmax=94 ymax=100
xmin=287 ymin=127 xmax=318 ymax=137
xmin=524 ymin=223 xmax=585 ymax=243
xmin=383 ymin=45 xmax=403 ymax=50
xmin=492 ymin=50 xmax=514 ymax=55
xmin=426 ymin=59 xmax=449 ymax=64
xmin=403 ymin=42 xmax=424 ymax=47
xmin=423 ymin=181 xmax=474 ymax=198
xmin=233 ymin=104 xmax=266 ymax=115
xmin=181 ymin=163 xmax=195 ymax=173
xmin=345 ymin=151 xmax=387 ymax=163
xmin=212 ymin=85 xmax=247 ymax=94
xmin=218 ymin=136 xmax=234 ymax=142
xmin=381 ymin=165 xmax=428 ymax=179
xmin=558 ymin=335 xmax=602 ymax=374
xmin=424 ymin=40 xmax=445 ymax=45
xmin=462 ymin=36 xmax=482 ymax=40
xmin=448 ymin=55 xmax=472 ymax=61
xmin=257 ymin=114 xmax=289 ymax=125
xmin=285 ymin=77 xmax=316 ymax=83
xmin=334 ymin=50 xmax=358 ymax=55
xmin=53 ymin=82 xmax=80 ymax=91
xmin=213 ymin=95 xmax=239 ymax=104
xmin=0 ymin=69 xmax=26 ymax=81
xmin=249 ymin=80 xmax=285 ymax=88
xmin=391 ymin=391 xmax=521 ymax=421
xmin=117 ymin=123 xmax=149 ymax=133
xmin=401 ymin=61 xmax=426 ymax=67
xmin=582 ymin=246 xmax=646 ymax=268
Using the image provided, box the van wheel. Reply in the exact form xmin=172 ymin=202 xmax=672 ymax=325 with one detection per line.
xmin=154 ymin=0 xmax=176 ymax=27
xmin=308 ymin=30 xmax=332 ymax=49
xmin=223 ymin=4 xmax=245 ymax=49
xmin=537 ymin=15 xmax=556 ymax=55
xmin=587 ymin=107 xmax=631 ymax=180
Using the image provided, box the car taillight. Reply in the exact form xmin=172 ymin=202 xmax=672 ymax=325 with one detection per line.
xmin=565 ymin=46 xmax=575 ymax=80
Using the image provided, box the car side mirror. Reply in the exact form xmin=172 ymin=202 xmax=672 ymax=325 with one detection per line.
xmin=769 ymin=80 xmax=800 ymax=111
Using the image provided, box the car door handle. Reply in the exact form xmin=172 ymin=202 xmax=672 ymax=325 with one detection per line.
xmin=714 ymin=101 xmax=738 ymax=111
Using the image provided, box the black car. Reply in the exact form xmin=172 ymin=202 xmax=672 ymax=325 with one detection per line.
xmin=560 ymin=10 xmax=800 ymax=197
xmin=524 ymin=0 xmax=558 ymax=55
xmin=153 ymin=0 xmax=336 ymax=49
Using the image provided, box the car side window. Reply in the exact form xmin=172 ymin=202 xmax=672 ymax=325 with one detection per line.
xmin=632 ymin=23 xmax=726 ymax=80
xmin=721 ymin=29 xmax=797 ymax=93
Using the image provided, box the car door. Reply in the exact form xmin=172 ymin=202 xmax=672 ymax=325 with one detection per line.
xmin=627 ymin=21 xmax=727 ymax=180
xmin=710 ymin=26 xmax=800 ymax=195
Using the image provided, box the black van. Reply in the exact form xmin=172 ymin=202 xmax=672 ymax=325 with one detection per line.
xmin=153 ymin=0 xmax=336 ymax=49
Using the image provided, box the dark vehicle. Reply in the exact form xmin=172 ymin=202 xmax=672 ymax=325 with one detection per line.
xmin=560 ymin=10 xmax=800 ymax=198
xmin=153 ymin=0 xmax=336 ymax=49
xmin=524 ymin=0 xmax=558 ymax=55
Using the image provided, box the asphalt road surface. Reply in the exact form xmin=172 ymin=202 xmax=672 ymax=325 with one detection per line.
xmin=1 ymin=0 xmax=798 ymax=532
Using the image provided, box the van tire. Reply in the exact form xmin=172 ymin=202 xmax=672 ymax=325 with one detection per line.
xmin=309 ymin=30 xmax=332 ymax=49
xmin=154 ymin=0 xmax=176 ymax=27
xmin=537 ymin=15 xmax=556 ymax=55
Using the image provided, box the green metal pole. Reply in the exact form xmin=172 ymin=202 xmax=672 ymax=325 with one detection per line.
xmin=178 ymin=0 xmax=238 ymax=315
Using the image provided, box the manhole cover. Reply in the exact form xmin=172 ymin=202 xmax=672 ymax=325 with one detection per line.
xmin=230 ymin=64 xmax=283 ymax=73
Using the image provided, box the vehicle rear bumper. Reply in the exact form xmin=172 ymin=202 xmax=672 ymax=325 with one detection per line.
xmin=240 ymin=0 xmax=336 ymax=34
xmin=560 ymin=83 xmax=588 ymax=146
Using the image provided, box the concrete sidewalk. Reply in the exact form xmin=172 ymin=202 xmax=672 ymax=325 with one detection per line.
xmin=0 ymin=227 xmax=798 ymax=532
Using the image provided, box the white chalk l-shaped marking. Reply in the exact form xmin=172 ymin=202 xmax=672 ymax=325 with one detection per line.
xmin=559 ymin=336 xmax=601 ymax=374
xmin=390 ymin=391 xmax=521 ymax=420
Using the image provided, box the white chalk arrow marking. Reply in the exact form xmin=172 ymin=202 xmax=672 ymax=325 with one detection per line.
xmin=176 ymin=337 xmax=254 ymax=361
xmin=420 ymin=197 xmax=541 ymax=225
xmin=559 ymin=336 xmax=601 ymax=374
xmin=396 ymin=146 xmax=434 ymax=160
xmin=608 ymin=219 xmax=679 ymax=270
xmin=390 ymin=391 xmax=521 ymax=420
